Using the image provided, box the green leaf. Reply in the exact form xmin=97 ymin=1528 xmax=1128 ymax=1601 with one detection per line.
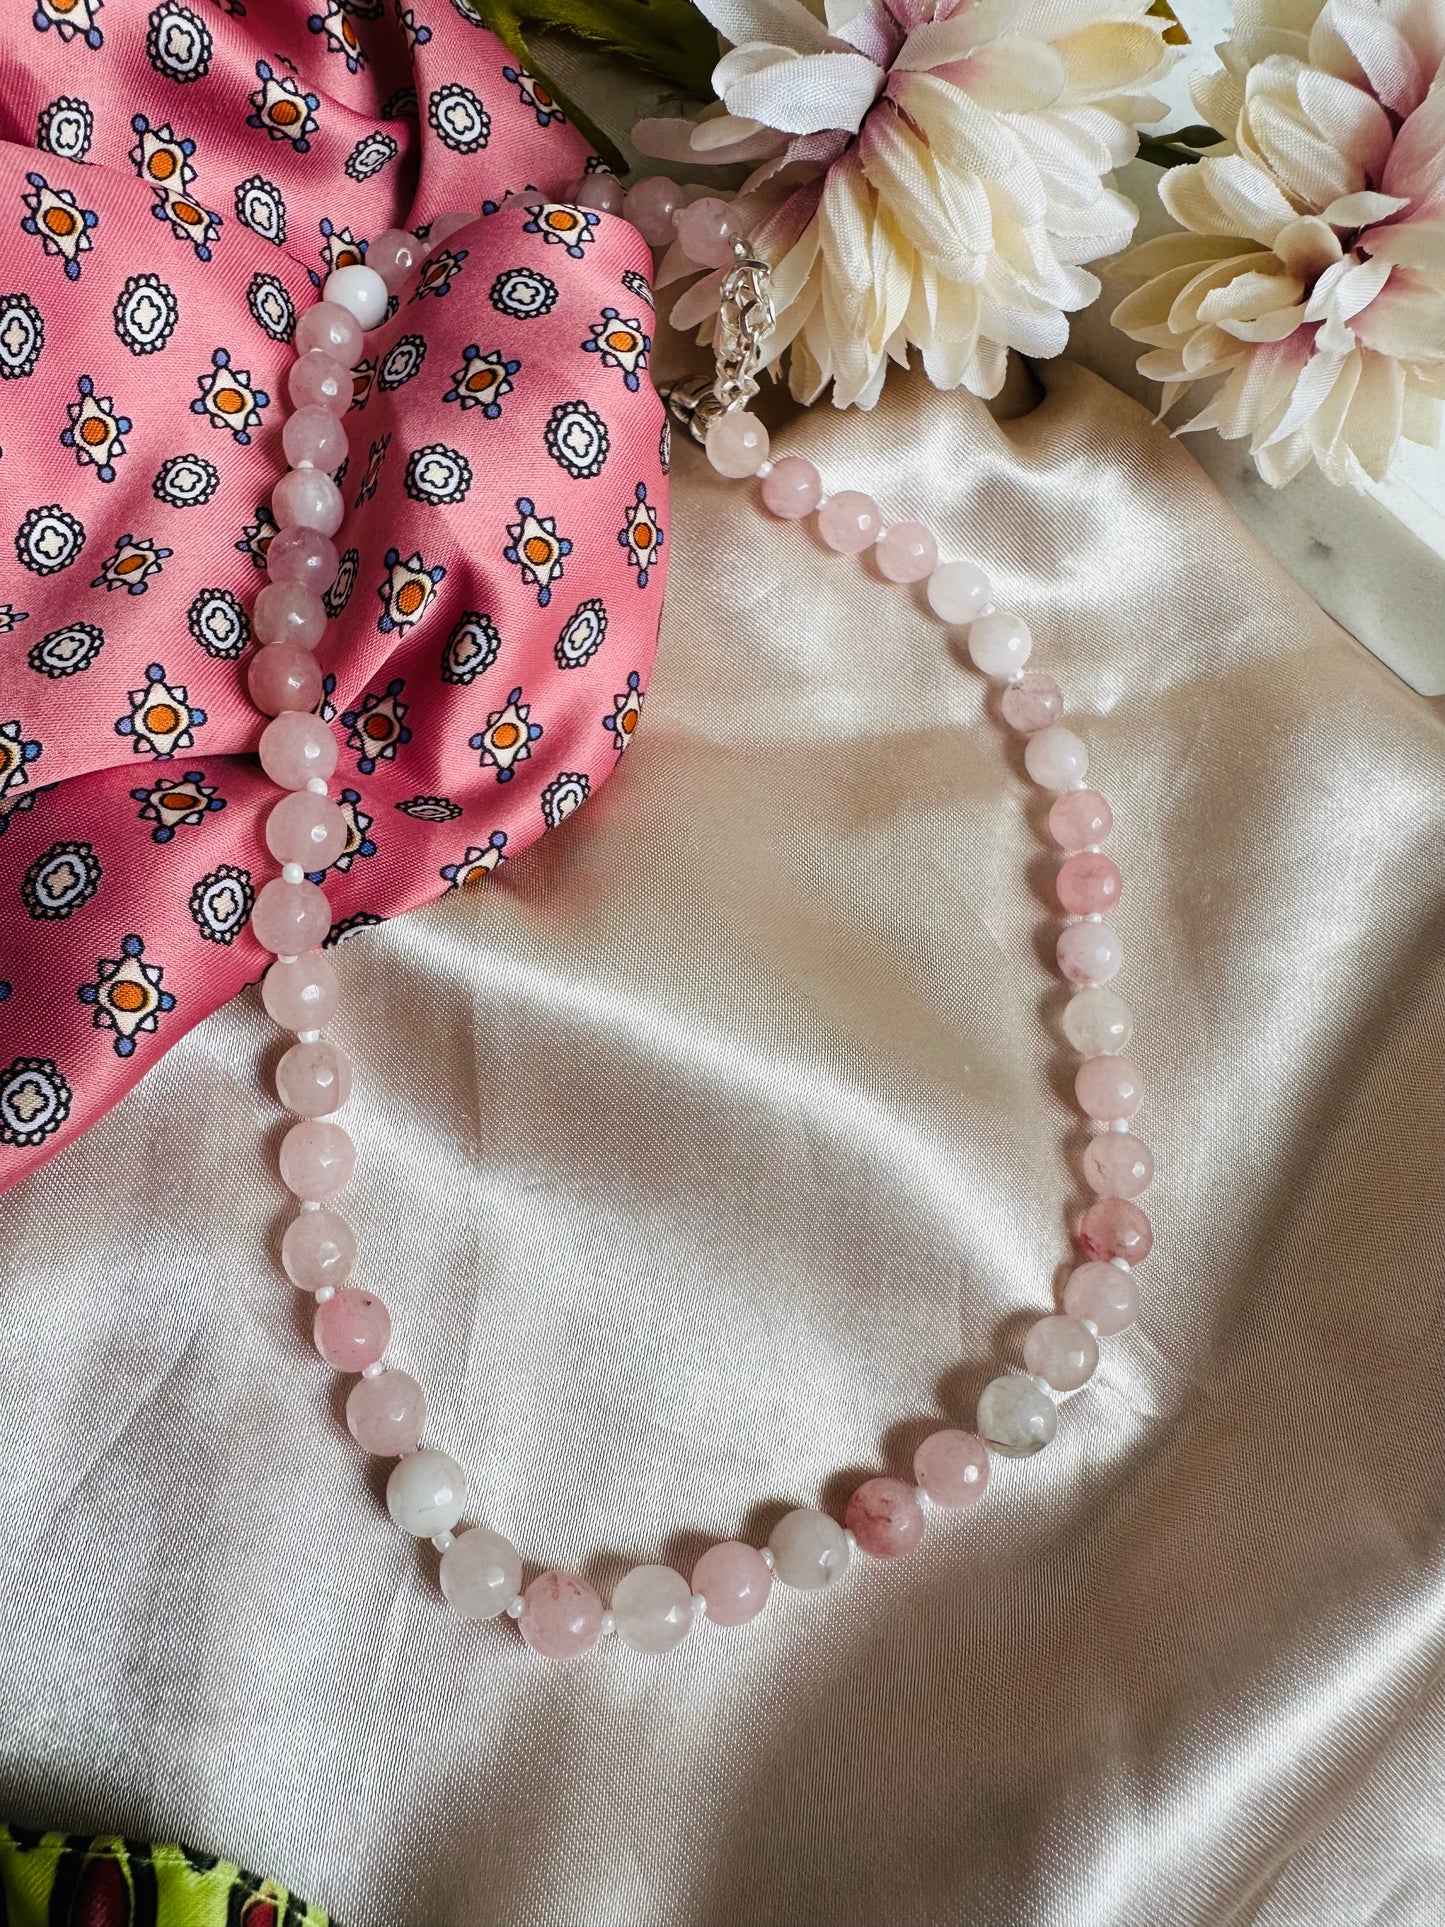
xmin=1171 ymin=123 xmax=1224 ymax=148
xmin=1137 ymin=131 xmax=1220 ymax=170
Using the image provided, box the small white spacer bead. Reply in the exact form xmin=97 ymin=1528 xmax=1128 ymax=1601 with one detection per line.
xmin=915 ymin=1484 xmax=934 ymax=1509
xmin=282 ymin=862 xmax=305 ymax=885
xmin=298 ymin=1199 xmax=320 ymax=1213
xmin=815 ymin=494 xmax=829 ymax=511
xmin=760 ymin=1547 xmax=776 ymax=1571
xmin=1081 ymin=1317 xmax=1100 ymax=1339
xmin=1108 ymin=1118 xmax=1131 ymax=1133
xmin=1032 ymin=1374 xmax=1056 ymax=1397
xmin=1110 ymin=1257 xmax=1133 ymax=1272
xmin=431 ymin=1530 xmax=455 ymax=1551
xmin=690 ymin=1593 xmax=708 ymax=1619
xmin=599 ymin=1611 xmax=617 ymax=1636
xmin=315 ymin=1283 xmax=336 ymax=1302
xmin=1084 ymin=912 xmax=1104 ymax=924
xmin=294 ymin=458 xmax=315 ymax=471
xmin=1071 ymin=778 xmax=1088 ymax=791
xmin=278 ymin=954 xmax=298 ymax=965
xmin=505 ymin=1595 xmax=525 ymax=1620
xmin=297 ymin=1028 xmax=321 ymax=1044
xmin=843 ymin=1529 xmax=858 ymax=1556
xmin=754 ymin=459 xmax=773 ymax=479
xmin=306 ymin=776 xmax=328 ymax=796
xmin=361 ymin=1360 xmax=385 ymax=1380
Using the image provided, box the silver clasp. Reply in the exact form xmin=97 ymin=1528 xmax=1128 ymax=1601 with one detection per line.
xmin=663 ymin=239 xmax=776 ymax=445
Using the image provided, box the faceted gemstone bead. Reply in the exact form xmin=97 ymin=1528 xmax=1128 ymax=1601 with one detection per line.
xmin=440 ymin=1526 xmax=524 ymax=1619
xmin=286 ymin=351 xmax=351 ymax=416
xmin=1023 ymin=1313 xmax=1098 ymax=1392
xmin=611 ymin=1564 xmax=695 ymax=1654
xmin=386 ymin=1449 xmax=467 ymax=1536
xmin=705 ymin=411 xmax=770 ymax=478
xmin=967 ymin=612 xmax=1032 ymax=677
xmin=1057 ymin=852 xmax=1122 ymax=917
xmin=347 ymin=1369 xmax=426 ymax=1456
xmin=265 ymin=790 xmax=347 ymax=868
xmin=248 ymin=644 xmax=321 ymax=717
xmin=278 ymin=1118 xmax=354 ymax=1200
xmin=273 ymin=466 xmax=345 ymax=536
xmin=276 ymin=1038 xmax=352 ymax=1118
xmin=263 ymin=953 xmax=340 ymax=1030
xmin=623 ymin=174 xmax=683 ymax=246
xmin=1083 ymin=1131 xmax=1153 ymax=1198
xmin=691 ymin=1541 xmax=772 ymax=1626
xmin=1000 ymin=673 xmax=1063 ymax=734
xmin=294 ymin=299 xmax=364 ymax=365
xmin=281 ymin=1204 xmax=355 ymax=1292
xmin=1063 ymin=1260 xmax=1140 ymax=1335
xmin=574 ymin=174 xmax=625 ymax=214
xmin=266 ymin=525 xmax=340 ymax=592
xmin=844 ymin=1477 xmax=925 ymax=1559
xmin=254 ymin=581 xmax=327 ymax=649
xmin=913 ymin=1429 xmax=990 ymax=1508
xmin=1079 ymin=1197 xmax=1153 ymax=1265
xmin=1057 ymin=921 xmax=1123 ymax=986
xmin=674 ymin=195 xmax=740 ymax=268
xmin=768 ymin=1507 xmax=851 ymax=1589
xmin=322 ymin=263 xmax=389 ymax=330
xmin=259 ymin=711 xmax=338 ymax=790
xmin=926 ymin=558 xmax=991 ymax=624
xmin=1025 ymin=725 xmax=1089 ymax=791
xmin=252 ymin=877 xmax=331 ymax=954
xmin=760 ymin=455 xmax=822 ymax=519
xmin=817 ymin=490 xmax=882 ymax=553
xmin=874 ymin=521 xmax=938 ymax=584
xmin=1075 ymin=1053 xmax=1142 ymax=1121
xmin=518 ymin=1571 xmax=605 ymax=1660
xmin=977 ymin=1375 xmax=1056 ymax=1456
xmin=282 ymin=405 xmax=347 ymax=472
xmin=425 ymin=209 xmax=477 ymax=243
xmin=1062 ymin=987 xmax=1133 ymax=1056
xmin=1049 ymin=788 xmax=1113 ymax=849
xmin=367 ymin=227 xmax=423 ymax=292
xmin=314 ymin=1287 xmax=390 ymax=1371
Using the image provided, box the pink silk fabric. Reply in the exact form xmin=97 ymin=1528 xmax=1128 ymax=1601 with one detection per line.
xmin=0 ymin=0 xmax=667 ymax=1187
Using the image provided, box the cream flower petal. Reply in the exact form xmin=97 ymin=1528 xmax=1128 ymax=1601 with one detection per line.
xmin=720 ymin=48 xmax=888 ymax=133
xmin=690 ymin=0 xmax=839 ymax=57
xmin=1338 ymin=348 xmax=1403 ymax=478
xmin=886 ymin=69 xmax=1022 ymax=175
xmin=1160 ymin=153 xmax=1298 ymax=246
xmin=1051 ymin=20 xmax=1174 ymax=96
xmin=1352 ymin=269 xmax=1445 ymax=356
xmin=1362 ymin=220 xmax=1445 ymax=270
xmin=942 ymin=35 xmax=1069 ymax=111
xmin=1273 ymin=214 xmax=1343 ymax=277
xmin=1296 ymin=66 xmax=1394 ymax=178
xmin=1316 ymin=0 xmax=1426 ymax=114
xmin=1321 ymin=190 xmax=1411 ymax=227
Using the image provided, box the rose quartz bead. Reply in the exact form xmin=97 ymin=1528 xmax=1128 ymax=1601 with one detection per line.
xmin=267 ymin=525 xmax=340 ymax=592
xmin=691 ymin=1540 xmax=772 ymax=1626
xmin=287 ymin=350 xmax=351 ymax=416
xmin=1025 ymin=725 xmax=1089 ymax=791
xmin=426 ymin=209 xmax=476 ymax=244
xmin=276 ymin=1038 xmax=352 ymax=1117
xmin=1079 ymin=1197 xmax=1153 ymax=1265
xmin=818 ymin=490 xmax=882 ymax=553
xmin=612 ymin=1564 xmax=695 ymax=1654
xmin=265 ymin=790 xmax=347 ymax=868
xmin=623 ymin=174 xmax=683 ymax=246
xmin=282 ymin=405 xmax=347 ymax=473
xmin=273 ymin=466 xmax=345 ymax=536
xmin=1057 ymin=852 xmax=1122 ymax=917
xmin=518 ymin=1571 xmax=605 ymax=1661
xmin=1049 ymin=788 xmax=1113 ymax=849
xmin=279 ymin=1118 xmax=354 ymax=1200
xmin=1057 ymin=921 xmax=1123 ymax=986
xmin=768 ymin=1507 xmax=851 ymax=1589
xmin=254 ymin=581 xmax=327 ymax=650
xmin=1063 ymin=987 xmax=1132 ymax=1055
xmin=968 ymin=612 xmax=1032 ymax=677
xmin=259 ymin=711 xmax=339 ymax=789
xmin=760 ymin=455 xmax=822 ymax=519
xmin=440 ymin=1526 xmax=523 ymax=1619
xmin=575 ymin=173 xmax=625 ymax=215
xmin=1023 ymin=1313 xmax=1098 ymax=1391
xmin=1063 ymin=1260 xmax=1139 ymax=1335
xmin=705 ymin=411 xmax=769 ymax=478
xmin=252 ymin=876 xmax=331 ymax=953
xmin=367 ymin=226 xmax=423 ymax=292
xmin=1083 ymin=1131 xmax=1153 ymax=1198
xmin=874 ymin=521 xmax=938 ymax=583
xmin=264 ymin=953 xmax=340 ymax=1031
xmin=926 ymin=558 xmax=991 ymax=624
xmin=844 ymin=1477 xmax=925 ymax=1559
xmin=1000 ymin=672 xmax=1063 ymax=734
xmin=1075 ymin=1053 xmax=1142 ymax=1121
xmin=347 ymin=1368 xmax=426 ymax=1456
xmin=295 ymin=299 xmax=364 ymax=364
xmin=281 ymin=1204 xmax=355 ymax=1292
xmin=387 ymin=1449 xmax=467 ymax=1536
xmin=314 ymin=1287 xmax=390 ymax=1371
xmin=248 ymin=644 xmax=322 ymax=718
xmin=913 ymin=1429 xmax=990 ymax=1508
xmin=674 ymin=195 xmax=739 ymax=268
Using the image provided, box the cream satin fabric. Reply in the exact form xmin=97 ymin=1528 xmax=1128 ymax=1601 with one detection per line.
xmin=2 ymin=361 xmax=1444 ymax=1927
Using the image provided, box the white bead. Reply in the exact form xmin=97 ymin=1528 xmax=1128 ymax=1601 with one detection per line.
xmin=361 ymin=1360 xmax=385 ymax=1379
xmin=599 ymin=1611 xmax=617 ymax=1636
xmin=277 ymin=954 xmax=298 ymax=965
xmin=281 ymin=862 xmax=304 ymax=885
xmin=298 ymin=1199 xmax=320 ymax=1213
xmin=431 ymin=1530 xmax=455 ymax=1551
xmin=690 ymin=1593 xmax=708 ymax=1617
xmin=1024 ymin=725 xmax=1089 ymax=791
xmin=314 ymin=1283 xmax=335 ymax=1302
xmin=611 ymin=1564 xmax=695 ymax=1653
xmin=505 ymin=1596 xmax=525 ymax=1619
xmin=755 ymin=460 xmax=773 ymax=478
xmin=306 ymin=776 xmax=328 ymax=795
xmin=322 ymin=264 xmax=389 ymax=330
xmin=386 ymin=1448 xmax=468 ymax=1537
xmin=760 ymin=1547 xmax=775 ymax=1570
xmin=768 ymin=1507 xmax=852 ymax=1590
xmin=297 ymin=1028 xmax=321 ymax=1045
xmin=967 ymin=612 xmax=1032 ymax=677
xmin=926 ymin=558 xmax=992 ymax=625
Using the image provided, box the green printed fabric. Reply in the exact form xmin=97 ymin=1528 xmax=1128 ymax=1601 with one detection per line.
xmin=0 ymin=1828 xmax=329 ymax=1927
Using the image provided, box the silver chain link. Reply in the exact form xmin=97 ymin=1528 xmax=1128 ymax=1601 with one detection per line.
xmin=663 ymin=239 xmax=776 ymax=444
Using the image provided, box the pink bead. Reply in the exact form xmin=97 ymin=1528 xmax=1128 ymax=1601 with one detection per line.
xmin=346 ymin=1368 xmax=426 ymax=1455
xmin=674 ymin=195 xmax=739 ymax=268
xmin=366 ymin=226 xmax=423 ymax=292
xmin=1083 ymin=1131 xmax=1153 ymax=1198
xmin=426 ymin=209 xmax=476 ymax=244
xmin=874 ymin=521 xmax=938 ymax=583
xmin=818 ymin=490 xmax=882 ymax=553
xmin=913 ymin=1429 xmax=990 ymax=1508
xmin=273 ymin=466 xmax=344 ymax=536
xmin=276 ymin=1038 xmax=352 ymax=1117
xmin=294 ymin=300 xmax=364 ymax=364
xmin=279 ymin=1118 xmax=354 ymax=1201
xmin=287 ymin=350 xmax=351 ymax=416
xmin=281 ymin=1204 xmax=355 ymax=1292
xmin=1057 ymin=921 xmax=1123 ymax=986
xmin=705 ymin=411 xmax=770 ymax=478
xmin=265 ymin=790 xmax=347 ymax=868
xmin=690 ymin=1541 xmax=772 ymax=1627
xmin=518 ymin=1571 xmax=605 ymax=1661
xmin=281 ymin=405 xmax=347 ymax=473
xmin=1000 ymin=673 xmax=1064 ymax=734
xmin=1063 ymin=1260 xmax=1139 ymax=1335
xmin=1075 ymin=1054 xmax=1142 ymax=1122
xmin=1079 ymin=1197 xmax=1153 ymax=1265
xmin=760 ymin=455 xmax=822 ymax=519
xmin=574 ymin=173 xmax=625 ymax=214
xmin=248 ymin=644 xmax=322 ymax=717
xmin=1049 ymin=788 xmax=1113 ymax=849
xmin=267 ymin=525 xmax=340 ymax=592
xmin=251 ymin=876 xmax=331 ymax=954
xmin=1023 ymin=1313 xmax=1098 ymax=1392
xmin=259 ymin=711 xmax=338 ymax=790
xmin=254 ymin=582 xmax=327 ymax=650
xmin=263 ymin=953 xmax=340 ymax=1031
xmin=1057 ymin=852 xmax=1122 ymax=917
xmin=314 ymin=1287 xmax=390 ymax=1371
xmin=623 ymin=173 xmax=682 ymax=246
xmin=844 ymin=1476 xmax=926 ymax=1559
